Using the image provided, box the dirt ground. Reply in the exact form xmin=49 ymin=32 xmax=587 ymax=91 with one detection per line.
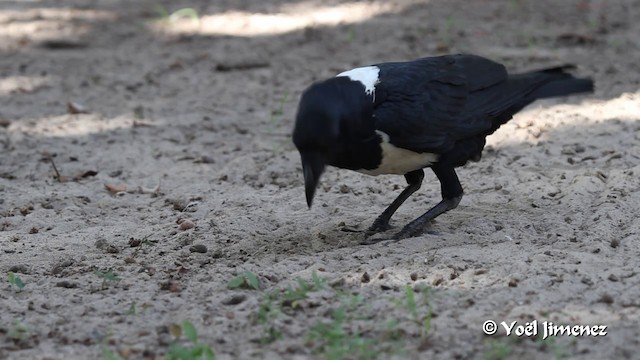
xmin=1 ymin=0 xmax=639 ymax=359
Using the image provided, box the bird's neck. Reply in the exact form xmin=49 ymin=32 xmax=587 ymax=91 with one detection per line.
xmin=328 ymin=126 xmax=382 ymax=171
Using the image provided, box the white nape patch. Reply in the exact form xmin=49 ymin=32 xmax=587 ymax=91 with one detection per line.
xmin=337 ymin=66 xmax=380 ymax=98
xmin=357 ymin=131 xmax=439 ymax=176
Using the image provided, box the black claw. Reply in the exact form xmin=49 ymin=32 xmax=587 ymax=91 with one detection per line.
xmin=393 ymin=224 xmax=424 ymax=240
xmin=365 ymin=219 xmax=392 ymax=236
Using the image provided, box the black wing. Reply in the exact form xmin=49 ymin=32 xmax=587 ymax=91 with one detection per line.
xmin=372 ymin=54 xmax=509 ymax=153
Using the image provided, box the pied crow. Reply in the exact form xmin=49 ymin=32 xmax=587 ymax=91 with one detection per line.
xmin=292 ymin=54 xmax=593 ymax=243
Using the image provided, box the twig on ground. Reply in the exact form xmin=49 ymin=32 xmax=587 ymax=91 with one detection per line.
xmin=44 ymin=152 xmax=62 ymax=182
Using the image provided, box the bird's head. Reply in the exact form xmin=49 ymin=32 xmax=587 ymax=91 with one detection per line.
xmin=292 ymin=82 xmax=343 ymax=208
xmin=293 ymin=77 xmax=374 ymax=208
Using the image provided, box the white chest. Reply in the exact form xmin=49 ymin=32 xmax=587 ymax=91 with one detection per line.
xmin=357 ymin=131 xmax=439 ymax=175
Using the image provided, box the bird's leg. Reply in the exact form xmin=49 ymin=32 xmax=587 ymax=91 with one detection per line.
xmin=365 ymin=170 xmax=424 ymax=236
xmin=393 ymin=165 xmax=463 ymax=240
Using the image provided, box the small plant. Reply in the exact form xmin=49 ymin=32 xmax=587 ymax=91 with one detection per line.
xmin=302 ymin=274 xmax=383 ymax=358
xmin=393 ymin=285 xmax=432 ymax=338
xmin=7 ymin=320 xmax=29 ymax=340
xmin=311 ymin=272 xmax=326 ymax=289
xmin=281 ymin=272 xmax=327 ymax=306
xmin=307 ymin=307 xmax=377 ymax=360
xmin=483 ymin=338 xmax=513 ymax=360
xmin=131 ymin=236 xmax=156 ymax=258
xmin=251 ymin=272 xmax=418 ymax=358
xmin=254 ymin=272 xmax=326 ymax=343
xmin=154 ymin=5 xmax=200 ymax=26
xmin=382 ymin=319 xmax=404 ymax=342
xmin=509 ymin=0 xmax=524 ymax=12
xmin=167 ymin=320 xmax=216 ymax=360
xmin=405 ymin=286 xmax=432 ymax=338
xmin=168 ymin=8 xmax=200 ymax=26
xmin=256 ymin=292 xmax=283 ymax=344
xmin=7 ymin=272 xmax=25 ymax=290
xmin=269 ymin=91 xmax=289 ymax=126
xmin=342 ymin=291 xmax=364 ymax=311
xmin=439 ymin=15 xmax=457 ymax=48
xmin=267 ymin=91 xmax=291 ymax=153
xmin=95 ymin=270 xmax=121 ymax=289
xmin=101 ymin=345 xmax=124 ymax=360
xmin=126 ymin=302 xmax=152 ymax=316
xmin=227 ymin=271 xmax=260 ymax=290
xmin=405 ymin=285 xmax=419 ymax=319
xmin=127 ymin=303 xmax=137 ymax=315
xmin=536 ymin=333 xmax=571 ymax=360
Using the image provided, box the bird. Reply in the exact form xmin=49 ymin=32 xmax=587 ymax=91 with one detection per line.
xmin=292 ymin=54 xmax=593 ymax=244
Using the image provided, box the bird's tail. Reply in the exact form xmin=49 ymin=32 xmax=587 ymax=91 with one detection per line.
xmin=481 ymin=66 xmax=593 ymax=135
xmin=522 ymin=65 xmax=594 ymax=99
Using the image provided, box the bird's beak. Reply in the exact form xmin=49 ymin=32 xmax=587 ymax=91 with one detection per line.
xmin=301 ymin=152 xmax=326 ymax=209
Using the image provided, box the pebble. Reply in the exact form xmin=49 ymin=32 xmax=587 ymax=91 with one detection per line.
xmin=361 ymin=272 xmax=370 ymax=283
xmin=222 ymin=294 xmax=246 ymax=305
xmin=179 ymin=219 xmax=195 ymax=231
xmin=95 ymin=239 xmax=108 ymax=249
xmin=56 ymin=281 xmax=79 ymax=288
xmin=189 ymin=244 xmax=207 ymax=253
xmin=8 ymin=264 xmax=29 ymax=274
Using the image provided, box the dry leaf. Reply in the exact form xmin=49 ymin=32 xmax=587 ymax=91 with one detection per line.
xmin=104 ymin=183 xmax=127 ymax=194
xmin=67 ymin=101 xmax=89 ymax=114
xmin=139 ymin=181 xmax=160 ymax=194
xmin=79 ymin=170 xmax=98 ymax=178
xmin=169 ymin=323 xmax=182 ymax=338
xmin=73 ymin=170 xmax=98 ymax=181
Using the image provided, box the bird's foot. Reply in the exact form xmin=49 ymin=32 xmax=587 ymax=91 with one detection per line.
xmin=361 ymin=219 xmax=394 ymax=245
xmin=361 ymin=220 xmax=393 ymax=245
xmin=392 ymin=222 xmax=426 ymax=240
xmin=365 ymin=218 xmax=392 ymax=236
xmin=391 ymin=195 xmax=461 ymax=240
xmin=362 ymin=226 xmax=437 ymax=244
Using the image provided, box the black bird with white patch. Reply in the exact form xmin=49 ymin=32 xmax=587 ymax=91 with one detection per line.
xmin=293 ymin=54 xmax=593 ymax=243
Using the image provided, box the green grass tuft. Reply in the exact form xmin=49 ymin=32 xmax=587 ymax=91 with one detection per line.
xmin=166 ymin=320 xmax=216 ymax=360
xmin=227 ymin=271 xmax=260 ymax=290
xmin=8 ymin=271 xmax=25 ymax=290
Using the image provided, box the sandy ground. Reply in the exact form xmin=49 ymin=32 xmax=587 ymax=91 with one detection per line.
xmin=1 ymin=0 xmax=639 ymax=359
